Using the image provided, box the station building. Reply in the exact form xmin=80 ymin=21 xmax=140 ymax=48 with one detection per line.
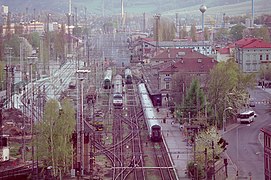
xmin=261 ymin=126 xmax=271 ymax=180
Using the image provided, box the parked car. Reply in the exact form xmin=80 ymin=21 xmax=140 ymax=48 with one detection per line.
xmin=249 ymin=98 xmax=255 ymax=107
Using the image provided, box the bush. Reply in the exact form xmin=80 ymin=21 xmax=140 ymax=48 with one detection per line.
xmin=187 ymin=161 xmax=205 ymax=179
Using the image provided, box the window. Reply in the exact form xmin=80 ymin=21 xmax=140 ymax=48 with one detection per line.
xmin=165 ymin=82 xmax=170 ymax=89
xmin=265 ymin=154 xmax=269 ymax=170
xmin=166 ymin=74 xmax=170 ymax=76
xmin=253 ymin=64 xmax=257 ymax=71
xmin=246 ymin=64 xmax=251 ymax=71
xmin=267 ymin=54 xmax=269 ymax=60
xmin=260 ymin=54 xmax=263 ymax=60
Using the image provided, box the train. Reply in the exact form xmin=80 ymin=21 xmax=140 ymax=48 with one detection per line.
xmin=112 ymin=74 xmax=123 ymax=108
xmin=93 ymin=110 xmax=104 ymax=131
xmin=138 ymin=83 xmax=162 ymax=141
xmin=124 ymin=68 xmax=132 ymax=84
xmin=103 ymin=68 xmax=113 ymax=89
xmin=68 ymin=78 xmax=77 ymax=89
xmin=86 ymin=85 xmax=97 ymax=104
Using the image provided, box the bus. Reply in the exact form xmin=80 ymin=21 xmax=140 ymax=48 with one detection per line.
xmin=237 ymin=110 xmax=256 ymax=124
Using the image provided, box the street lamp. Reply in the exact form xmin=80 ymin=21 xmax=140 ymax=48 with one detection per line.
xmin=223 ymin=107 xmax=233 ymax=134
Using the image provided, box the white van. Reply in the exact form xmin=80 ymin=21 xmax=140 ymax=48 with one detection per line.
xmin=237 ymin=110 xmax=256 ymax=123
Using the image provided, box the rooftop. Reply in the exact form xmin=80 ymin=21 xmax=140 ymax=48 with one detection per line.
xmin=235 ymin=38 xmax=271 ymax=49
xmin=152 ymin=48 xmax=207 ymax=59
xmin=261 ymin=125 xmax=271 ymax=136
xmin=159 ymin=57 xmax=217 ymax=73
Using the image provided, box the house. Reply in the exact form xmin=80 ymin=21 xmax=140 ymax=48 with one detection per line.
xmin=144 ymin=40 xmax=213 ymax=56
xmin=158 ymin=57 xmax=217 ymax=106
xmin=216 ymin=44 xmax=235 ymax=62
xmin=260 ymin=126 xmax=271 ymax=179
xmin=141 ymin=48 xmax=217 ymax=107
xmin=235 ymin=38 xmax=271 ymax=73
xmin=150 ymin=48 xmax=208 ymax=66
xmin=130 ymin=38 xmax=214 ymax=63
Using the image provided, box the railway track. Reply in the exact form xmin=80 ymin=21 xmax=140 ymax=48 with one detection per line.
xmin=122 ymin=83 xmax=145 ymax=180
xmin=152 ymin=141 xmax=176 ymax=180
xmin=85 ymin=76 xmax=176 ymax=180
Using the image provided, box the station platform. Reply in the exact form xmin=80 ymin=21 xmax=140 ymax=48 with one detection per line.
xmin=156 ymin=107 xmax=191 ymax=180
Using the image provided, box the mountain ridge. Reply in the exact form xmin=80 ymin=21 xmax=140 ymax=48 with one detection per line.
xmin=0 ymin=0 xmax=269 ymax=17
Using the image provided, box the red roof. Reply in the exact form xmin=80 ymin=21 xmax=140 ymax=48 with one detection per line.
xmin=235 ymin=38 xmax=257 ymax=47
xmin=235 ymin=38 xmax=271 ymax=48
xmin=242 ymin=40 xmax=271 ymax=48
xmin=159 ymin=57 xmax=217 ymax=73
xmin=152 ymin=48 xmax=207 ymax=59
xmin=227 ymin=44 xmax=235 ymax=48
xmin=218 ymin=47 xmax=230 ymax=54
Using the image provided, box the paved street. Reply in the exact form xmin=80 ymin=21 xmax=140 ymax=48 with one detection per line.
xmin=223 ymin=86 xmax=271 ymax=179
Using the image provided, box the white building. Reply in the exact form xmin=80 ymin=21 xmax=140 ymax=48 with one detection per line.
xmin=235 ymin=38 xmax=271 ymax=73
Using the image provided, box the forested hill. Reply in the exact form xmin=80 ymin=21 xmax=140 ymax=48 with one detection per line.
xmin=1 ymin=0 xmax=270 ymax=16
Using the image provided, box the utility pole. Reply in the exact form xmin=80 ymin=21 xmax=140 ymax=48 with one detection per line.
xmin=47 ymin=13 xmax=51 ymax=67
xmin=143 ymin=12 xmax=146 ymax=33
xmin=74 ymin=7 xmax=78 ymax=28
xmin=33 ymin=8 xmax=36 ymax=32
xmin=154 ymin=14 xmax=160 ymax=52
xmin=175 ymin=13 xmax=178 ymax=36
xmin=212 ymin=140 xmax=216 ymax=180
xmin=76 ymin=70 xmax=90 ymax=177
xmin=29 ymin=62 xmax=35 ymax=178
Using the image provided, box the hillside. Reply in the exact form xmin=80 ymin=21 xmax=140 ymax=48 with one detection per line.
xmin=0 ymin=0 xmax=270 ymax=17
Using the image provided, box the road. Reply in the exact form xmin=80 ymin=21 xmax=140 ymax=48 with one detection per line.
xmin=224 ymin=87 xmax=271 ymax=179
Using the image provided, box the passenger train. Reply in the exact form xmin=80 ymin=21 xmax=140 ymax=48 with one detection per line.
xmin=112 ymin=74 xmax=123 ymax=108
xmin=138 ymin=83 xmax=162 ymax=141
xmin=124 ymin=68 xmax=132 ymax=84
xmin=103 ymin=68 xmax=113 ymax=89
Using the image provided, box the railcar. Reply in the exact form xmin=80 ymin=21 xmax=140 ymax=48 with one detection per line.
xmin=93 ymin=110 xmax=104 ymax=131
xmin=113 ymin=74 xmax=123 ymax=108
xmin=125 ymin=68 xmax=132 ymax=84
xmin=86 ymin=85 xmax=97 ymax=104
xmin=138 ymin=83 xmax=162 ymax=141
xmin=69 ymin=78 xmax=76 ymax=89
xmin=103 ymin=68 xmax=113 ymax=89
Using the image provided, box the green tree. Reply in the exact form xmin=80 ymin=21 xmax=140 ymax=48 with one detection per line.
xmin=204 ymin=27 xmax=209 ymax=41
xmin=230 ymin=24 xmax=246 ymax=41
xmin=14 ymin=24 xmax=24 ymax=35
xmin=179 ymin=25 xmax=188 ymax=39
xmin=215 ymin=28 xmax=229 ymax=41
xmin=190 ymin=24 xmax=197 ymax=42
xmin=53 ymin=23 xmax=66 ymax=61
xmin=35 ymin=98 xmax=76 ymax=177
xmin=5 ymin=34 xmax=21 ymax=56
xmin=178 ymin=79 xmax=205 ymax=120
xmin=160 ymin=18 xmax=176 ymax=41
xmin=187 ymin=127 xmax=224 ymax=179
xmin=0 ymin=25 xmax=4 ymax=61
xmin=27 ymin=32 xmax=40 ymax=49
xmin=207 ymin=59 xmax=255 ymax=127
xmin=153 ymin=17 xmax=176 ymax=41
xmin=252 ymin=26 xmax=270 ymax=42
xmin=258 ymin=63 xmax=271 ymax=80
xmin=73 ymin=26 xmax=83 ymax=37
